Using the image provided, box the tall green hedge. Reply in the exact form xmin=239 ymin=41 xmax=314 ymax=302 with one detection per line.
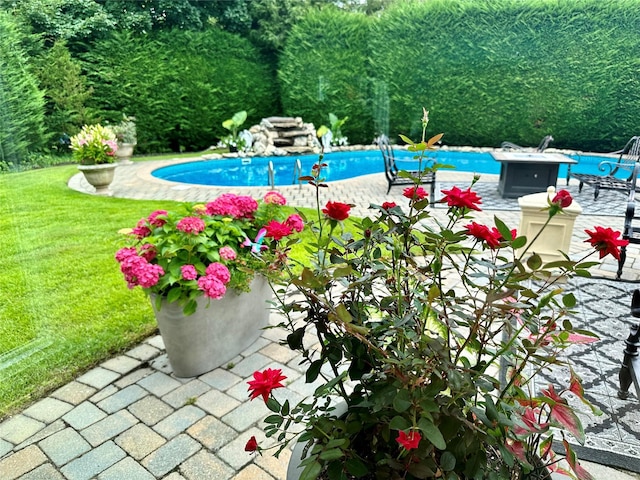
xmin=81 ymin=29 xmax=279 ymax=153
xmin=0 ymin=12 xmax=45 ymax=167
xmin=369 ymin=0 xmax=640 ymax=151
xmin=279 ymin=8 xmax=373 ymax=145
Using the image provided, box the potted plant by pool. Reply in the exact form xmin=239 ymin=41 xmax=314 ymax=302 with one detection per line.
xmin=114 ymin=191 xmax=305 ymax=377
xmin=220 ymin=110 xmax=248 ymax=153
xmin=243 ymin=114 xmax=624 ymax=479
xmin=112 ymin=114 xmax=137 ymax=164
xmin=70 ymin=124 xmax=118 ymax=195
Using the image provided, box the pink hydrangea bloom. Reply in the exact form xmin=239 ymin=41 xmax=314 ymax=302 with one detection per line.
xmin=147 ymin=210 xmax=168 ymax=227
xmin=139 ymin=244 xmax=156 ymax=262
xmin=206 ymin=194 xmax=258 ymax=219
xmin=219 ymin=246 xmax=237 ymax=261
xmin=285 ymin=214 xmax=304 ymax=233
xmin=181 ymin=265 xmax=198 ymax=281
xmin=132 ymin=218 xmax=151 ymax=238
xmin=176 ymin=216 xmax=206 ymax=234
xmin=264 ymin=191 xmax=287 ymax=205
xmin=115 ymin=247 xmax=138 ymax=263
xmin=198 ymin=275 xmax=227 ymax=299
xmin=205 ymin=262 xmax=231 ymax=284
xmin=136 ymin=263 xmax=164 ymax=288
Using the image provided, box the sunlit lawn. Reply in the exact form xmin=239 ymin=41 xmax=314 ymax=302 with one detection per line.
xmin=0 ymin=163 xmax=341 ymax=418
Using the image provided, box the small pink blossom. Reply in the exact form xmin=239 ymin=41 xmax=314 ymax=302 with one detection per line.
xmin=219 ymin=246 xmax=237 ymax=261
xmin=176 ymin=217 xmax=206 ymax=234
xmin=181 ymin=265 xmax=198 ymax=280
xmin=205 ymin=262 xmax=231 ymax=284
xmin=132 ymin=218 xmax=151 ymax=238
xmin=198 ymin=275 xmax=227 ymax=299
xmin=206 ymin=194 xmax=258 ymax=219
xmin=147 ymin=210 xmax=168 ymax=227
xmin=136 ymin=263 xmax=164 ymax=288
xmin=115 ymin=247 xmax=138 ymax=263
xmin=139 ymin=244 xmax=156 ymax=262
xmin=285 ymin=214 xmax=304 ymax=233
xmin=264 ymin=191 xmax=287 ymax=205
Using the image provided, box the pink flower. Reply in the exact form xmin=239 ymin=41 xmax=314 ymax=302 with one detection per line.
xmin=264 ymin=191 xmax=287 ymax=205
xmin=219 ymin=246 xmax=237 ymax=261
xmin=197 ymin=275 xmax=227 ymax=299
xmin=285 ymin=214 xmax=304 ymax=233
xmin=206 ymin=194 xmax=258 ymax=219
xmin=139 ymin=244 xmax=156 ymax=262
xmin=147 ymin=210 xmax=168 ymax=227
xmin=132 ymin=219 xmax=151 ymax=238
xmin=176 ymin=217 xmax=206 ymax=234
xmin=136 ymin=263 xmax=164 ymax=288
xmin=264 ymin=220 xmax=293 ymax=240
xmin=115 ymin=247 xmax=138 ymax=263
xmin=181 ymin=265 xmax=198 ymax=281
xmin=205 ymin=262 xmax=231 ymax=284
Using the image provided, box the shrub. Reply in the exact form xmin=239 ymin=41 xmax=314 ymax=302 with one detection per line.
xmin=0 ymin=12 xmax=46 ymax=167
xmin=82 ymin=29 xmax=278 ymax=153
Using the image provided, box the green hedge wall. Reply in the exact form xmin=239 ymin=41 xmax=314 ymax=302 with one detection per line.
xmin=279 ymin=8 xmax=373 ymax=145
xmin=368 ymin=0 xmax=640 ymax=151
xmin=277 ymin=0 xmax=640 ymax=152
xmin=82 ymin=29 xmax=279 ymax=153
xmin=0 ymin=12 xmax=45 ymax=167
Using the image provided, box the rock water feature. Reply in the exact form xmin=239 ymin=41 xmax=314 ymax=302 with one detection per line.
xmin=248 ymin=116 xmax=319 ymax=156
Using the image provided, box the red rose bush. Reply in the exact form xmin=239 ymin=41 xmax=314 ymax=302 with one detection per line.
xmin=243 ymin=116 xmax=627 ymax=480
xmin=115 ymin=192 xmax=302 ymax=315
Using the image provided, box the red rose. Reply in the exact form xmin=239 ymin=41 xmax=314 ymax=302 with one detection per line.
xmin=245 ymin=435 xmax=259 ymax=452
xmin=465 ymin=222 xmax=501 ymax=249
xmin=552 ymin=189 xmax=572 ymax=208
xmin=584 ymin=226 xmax=628 ymax=260
xmin=441 ymin=186 xmax=482 ymax=211
xmin=247 ymin=368 xmax=287 ymax=403
xmin=402 ymin=186 xmax=428 ymax=200
xmin=264 ymin=220 xmax=293 ymax=241
xmin=381 ymin=202 xmax=397 ymax=210
xmin=396 ymin=430 xmax=421 ymax=450
xmin=322 ymin=201 xmax=351 ymax=221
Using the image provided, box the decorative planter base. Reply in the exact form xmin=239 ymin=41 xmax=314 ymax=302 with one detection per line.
xmin=78 ymin=164 xmax=117 ymax=195
xmin=151 ymin=276 xmax=272 ymax=377
xmin=115 ymin=142 xmax=136 ymax=164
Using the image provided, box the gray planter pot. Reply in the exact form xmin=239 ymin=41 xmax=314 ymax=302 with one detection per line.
xmin=150 ymin=276 xmax=272 ymax=378
xmin=115 ymin=142 xmax=136 ymax=164
xmin=77 ymin=163 xmax=117 ymax=195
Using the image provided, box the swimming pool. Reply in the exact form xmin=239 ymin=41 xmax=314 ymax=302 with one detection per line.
xmin=152 ymin=149 xmax=614 ymax=187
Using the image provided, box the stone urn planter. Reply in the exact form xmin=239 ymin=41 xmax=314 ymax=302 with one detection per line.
xmin=115 ymin=142 xmax=136 ymax=164
xmin=150 ymin=276 xmax=272 ymax=378
xmin=77 ymin=163 xmax=117 ymax=196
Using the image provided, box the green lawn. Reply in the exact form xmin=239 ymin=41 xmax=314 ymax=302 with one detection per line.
xmin=0 ymin=166 xmax=171 ymax=417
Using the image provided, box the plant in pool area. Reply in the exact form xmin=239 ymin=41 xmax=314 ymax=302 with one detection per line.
xmin=111 ymin=114 xmax=137 ymax=145
xmin=115 ymin=191 xmax=303 ymax=315
xmin=69 ymin=123 xmax=118 ymax=164
xmin=243 ymin=112 xmax=625 ymax=479
xmin=220 ymin=110 xmax=248 ymax=151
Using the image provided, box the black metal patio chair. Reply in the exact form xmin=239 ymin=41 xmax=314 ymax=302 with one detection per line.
xmin=378 ymin=134 xmax=436 ymax=199
xmin=500 ymin=134 xmax=554 ymax=152
xmin=571 ymin=136 xmax=640 ymax=201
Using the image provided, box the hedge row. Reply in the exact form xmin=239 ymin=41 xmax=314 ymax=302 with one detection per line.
xmin=281 ymin=0 xmax=640 ymax=151
xmin=0 ymin=12 xmax=45 ymax=168
xmin=82 ymin=29 xmax=278 ymax=153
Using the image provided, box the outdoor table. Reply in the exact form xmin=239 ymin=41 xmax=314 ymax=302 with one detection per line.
xmin=491 ymin=151 xmax=577 ymax=198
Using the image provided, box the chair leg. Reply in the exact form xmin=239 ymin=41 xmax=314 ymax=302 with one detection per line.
xmin=618 ymin=245 xmax=628 ymax=279
xmin=429 ymin=180 xmax=436 ymax=206
xmin=594 ymin=185 xmax=600 ymax=200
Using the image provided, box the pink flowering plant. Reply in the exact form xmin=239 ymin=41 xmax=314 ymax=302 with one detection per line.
xmin=245 ymin=116 xmax=627 ymax=479
xmin=69 ymin=124 xmax=118 ymax=164
xmin=115 ymin=191 xmax=303 ymax=315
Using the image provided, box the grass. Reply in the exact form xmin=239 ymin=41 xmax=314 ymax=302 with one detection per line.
xmin=0 ymin=163 xmax=357 ymax=418
xmin=0 ymin=166 xmax=171 ymax=417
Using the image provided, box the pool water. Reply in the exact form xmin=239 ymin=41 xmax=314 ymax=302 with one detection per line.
xmin=152 ymin=149 xmax=614 ymax=187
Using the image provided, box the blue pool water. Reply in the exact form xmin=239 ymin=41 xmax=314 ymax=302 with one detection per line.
xmin=152 ymin=149 xmax=614 ymax=187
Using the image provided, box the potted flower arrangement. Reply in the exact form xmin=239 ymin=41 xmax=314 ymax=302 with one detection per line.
xmin=244 ymin=114 xmax=628 ymax=479
xmin=111 ymin=114 xmax=137 ymax=164
xmin=69 ymin=123 xmax=118 ymax=195
xmin=115 ymin=191 xmax=304 ymax=377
